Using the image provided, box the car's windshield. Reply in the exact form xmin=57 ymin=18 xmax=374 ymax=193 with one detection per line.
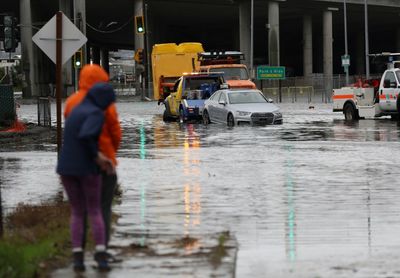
xmin=209 ymin=67 xmax=249 ymax=80
xmin=228 ymin=91 xmax=267 ymax=104
xmin=396 ymin=71 xmax=400 ymax=83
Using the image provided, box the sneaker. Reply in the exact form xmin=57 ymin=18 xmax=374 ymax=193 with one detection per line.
xmin=94 ymin=251 xmax=111 ymax=271
xmin=73 ymin=251 xmax=85 ymax=272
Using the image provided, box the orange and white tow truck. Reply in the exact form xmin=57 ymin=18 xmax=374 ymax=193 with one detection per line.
xmin=333 ymin=53 xmax=400 ymax=120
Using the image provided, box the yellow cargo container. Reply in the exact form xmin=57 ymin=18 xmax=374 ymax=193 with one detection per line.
xmin=151 ymin=42 xmax=204 ymax=102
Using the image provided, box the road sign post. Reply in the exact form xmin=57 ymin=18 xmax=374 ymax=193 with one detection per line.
xmin=32 ymin=11 xmax=87 ymax=156
xmin=257 ymin=66 xmax=286 ymax=102
xmin=56 ymin=12 xmax=62 ymax=156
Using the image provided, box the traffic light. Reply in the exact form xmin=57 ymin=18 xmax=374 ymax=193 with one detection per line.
xmin=135 ymin=15 xmax=145 ymax=34
xmin=74 ymin=48 xmax=83 ymax=68
xmin=3 ymin=15 xmax=19 ymax=53
xmin=135 ymin=48 xmax=144 ymax=64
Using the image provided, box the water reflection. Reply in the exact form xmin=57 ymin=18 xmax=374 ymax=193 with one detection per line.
xmin=284 ymin=145 xmax=296 ymax=263
xmin=182 ymin=124 xmax=202 ymax=254
xmin=332 ymin=119 xmax=400 ymax=141
xmin=139 ymin=121 xmax=147 ymax=246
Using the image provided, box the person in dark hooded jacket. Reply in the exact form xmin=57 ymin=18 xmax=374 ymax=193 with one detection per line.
xmin=57 ymin=82 xmax=115 ymax=272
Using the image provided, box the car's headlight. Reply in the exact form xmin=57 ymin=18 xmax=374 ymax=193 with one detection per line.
xmin=274 ymin=112 xmax=282 ymax=118
xmin=237 ymin=111 xmax=251 ymax=116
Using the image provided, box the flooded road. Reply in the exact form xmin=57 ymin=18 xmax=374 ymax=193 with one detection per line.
xmin=2 ymin=101 xmax=400 ymax=277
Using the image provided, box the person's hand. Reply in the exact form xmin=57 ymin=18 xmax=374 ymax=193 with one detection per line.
xmin=95 ymin=152 xmax=115 ymax=174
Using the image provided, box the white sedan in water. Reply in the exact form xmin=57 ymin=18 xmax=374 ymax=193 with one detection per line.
xmin=202 ymin=89 xmax=283 ymax=126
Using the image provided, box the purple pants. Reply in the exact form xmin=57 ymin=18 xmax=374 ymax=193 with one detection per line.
xmin=61 ymin=175 xmax=105 ymax=249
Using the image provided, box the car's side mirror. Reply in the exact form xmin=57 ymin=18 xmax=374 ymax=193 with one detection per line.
xmin=267 ymin=98 xmax=274 ymax=103
xmin=218 ymin=100 xmax=226 ymax=106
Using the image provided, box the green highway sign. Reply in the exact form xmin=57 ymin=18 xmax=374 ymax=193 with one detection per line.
xmin=257 ymin=66 xmax=286 ymax=80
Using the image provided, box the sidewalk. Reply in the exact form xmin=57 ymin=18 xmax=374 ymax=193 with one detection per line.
xmin=51 ymin=232 xmax=238 ymax=277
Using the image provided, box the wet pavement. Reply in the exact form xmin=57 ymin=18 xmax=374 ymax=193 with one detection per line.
xmin=2 ymin=100 xmax=400 ymax=277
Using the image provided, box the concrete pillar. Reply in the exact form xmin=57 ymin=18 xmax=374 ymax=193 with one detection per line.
xmin=20 ymin=0 xmax=36 ymax=97
xmin=303 ymin=15 xmax=313 ymax=77
xmin=239 ymin=0 xmax=251 ymax=68
xmin=73 ymin=0 xmax=87 ymax=63
xmin=100 ymin=48 xmax=109 ymax=74
xmin=323 ymin=9 xmax=333 ymax=102
xmin=92 ymin=47 xmax=100 ymax=65
xmin=356 ymin=32 xmax=365 ymax=75
xmin=396 ymin=29 xmax=400 ymax=52
xmin=268 ymin=1 xmax=280 ymax=66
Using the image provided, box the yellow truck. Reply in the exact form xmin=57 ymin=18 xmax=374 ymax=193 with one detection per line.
xmin=151 ymin=42 xmax=204 ymax=103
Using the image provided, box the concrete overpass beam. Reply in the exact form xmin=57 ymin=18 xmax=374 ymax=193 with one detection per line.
xmin=239 ymin=0 xmax=251 ymax=68
xmin=303 ymin=14 xmax=313 ymax=77
xmin=268 ymin=1 xmax=280 ymax=66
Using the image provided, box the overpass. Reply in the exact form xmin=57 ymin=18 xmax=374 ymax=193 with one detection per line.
xmin=1 ymin=0 xmax=400 ymax=97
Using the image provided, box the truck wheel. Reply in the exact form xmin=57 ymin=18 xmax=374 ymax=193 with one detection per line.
xmin=179 ymin=108 xmax=185 ymax=123
xmin=227 ymin=113 xmax=235 ymax=127
xmin=163 ymin=103 xmax=172 ymax=122
xmin=163 ymin=109 xmax=171 ymax=122
xmin=343 ymin=103 xmax=359 ymax=121
xmin=203 ymin=110 xmax=211 ymax=125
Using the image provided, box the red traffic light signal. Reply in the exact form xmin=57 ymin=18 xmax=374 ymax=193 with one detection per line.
xmin=135 ymin=15 xmax=145 ymax=34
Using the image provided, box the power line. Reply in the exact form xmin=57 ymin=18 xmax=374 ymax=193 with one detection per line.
xmin=86 ymin=16 xmax=134 ymax=34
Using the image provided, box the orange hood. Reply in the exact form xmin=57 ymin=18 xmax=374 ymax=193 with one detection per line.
xmin=79 ymin=64 xmax=109 ymax=92
xmin=227 ymin=79 xmax=256 ymax=89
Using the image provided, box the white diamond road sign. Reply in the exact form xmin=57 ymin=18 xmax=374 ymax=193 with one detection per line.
xmin=32 ymin=12 xmax=87 ymax=65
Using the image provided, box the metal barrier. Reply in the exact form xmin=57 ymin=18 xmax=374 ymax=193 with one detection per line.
xmin=262 ymin=86 xmax=314 ymax=103
xmin=0 ymin=85 xmax=15 ymax=125
xmin=37 ymin=97 xmax=51 ymax=127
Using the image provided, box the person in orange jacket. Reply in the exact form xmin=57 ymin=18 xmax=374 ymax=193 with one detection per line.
xmin=64 ymin=64 xmax=122 ymax=262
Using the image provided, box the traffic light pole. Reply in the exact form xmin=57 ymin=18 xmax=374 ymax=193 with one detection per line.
xmin=8 ymin=52 xmax=13 ymax=86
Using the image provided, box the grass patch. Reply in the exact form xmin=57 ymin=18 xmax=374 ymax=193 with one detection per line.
xmin=0 ymin=200 xmax=72 ymax=277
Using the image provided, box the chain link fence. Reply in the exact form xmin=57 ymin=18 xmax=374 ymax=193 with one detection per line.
xmin=257 ymin=74 xmax=381 ymax=103
xmin=0 ymin=85 xmax=16 ymax=126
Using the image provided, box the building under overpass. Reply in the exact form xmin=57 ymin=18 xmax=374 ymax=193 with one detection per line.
xmin=1 ymin=0 xmax=400 ymax=98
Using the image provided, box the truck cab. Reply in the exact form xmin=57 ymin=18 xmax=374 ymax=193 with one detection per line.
xmin=378 ymin=69 xmax=400 ymax=112
xmin=198 ymin=51 xmax=256 ymax=89
xmin=163 ymin=72 xmax=226 ymax=122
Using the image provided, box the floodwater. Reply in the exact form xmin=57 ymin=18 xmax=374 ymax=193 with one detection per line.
xmin=2 ymin=101 xmax=400 ymax=277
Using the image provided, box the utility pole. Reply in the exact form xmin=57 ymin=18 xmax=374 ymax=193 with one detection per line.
xmin=364 ymin=0 xmax=370 ymax=79
xmin=250 ymin=0 xmax=254 ymax=77
xmin=343 ymin=0 xmax=349 ymax=85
